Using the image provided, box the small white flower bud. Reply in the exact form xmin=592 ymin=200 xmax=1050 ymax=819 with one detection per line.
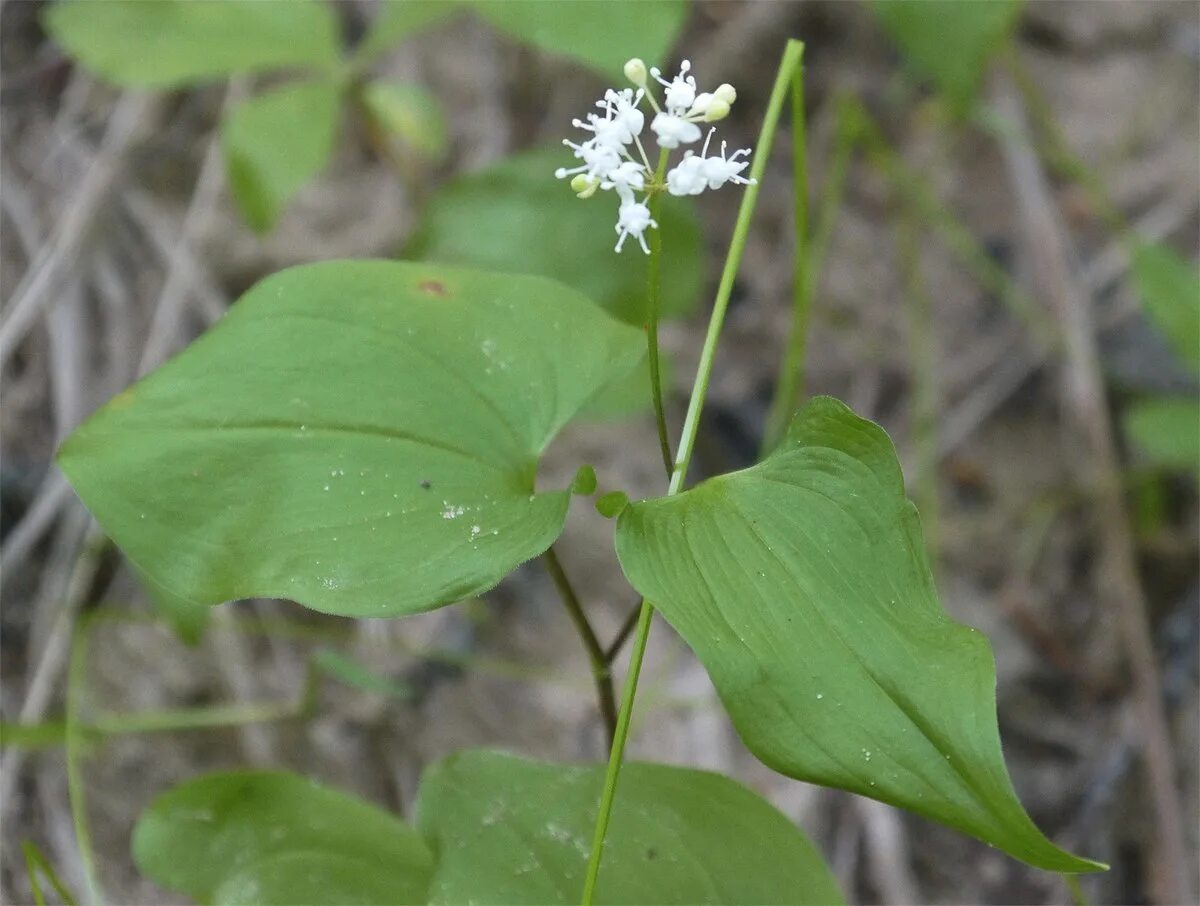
xmin=570 ymin=173 xmax=600 ymax=198
xmin=714 ymin=83 xmax=737 ymax=105
xmin=701 ymin=99 xmax=730 ymax=122
xmin=623 ymin=58 xmax=648 ymax=88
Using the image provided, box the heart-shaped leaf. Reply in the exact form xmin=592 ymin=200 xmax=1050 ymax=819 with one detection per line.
xmin=133 ymin=771 xmax=433 ymax=904
xmin=58 ymin=262 xmax=644 ymax=618
xmin=223 ymin=79 xmax=342 ymax=233
xmin=417 ymin=749 xmax=843 ymax=905
xmin=615 ymin=396 xmax=1103 ymax=873
xmin=134 ymin=752 xmax=840 ymax=905
xmin=43 ymin=0 xmax=340 ymax=88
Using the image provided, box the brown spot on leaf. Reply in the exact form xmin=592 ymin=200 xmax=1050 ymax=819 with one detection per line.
xmin=417 ymin=280 xmax=448 ymax=297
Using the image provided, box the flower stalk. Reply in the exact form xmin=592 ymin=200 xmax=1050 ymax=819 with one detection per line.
xmin=581 ymin=39 xmax=806 ymax=905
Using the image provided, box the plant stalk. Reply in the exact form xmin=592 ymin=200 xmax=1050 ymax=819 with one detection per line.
xmin=543 ymin=547 xmax=617 ymax=745
xmin=66 ymin=618 xmax=101 ymax=906
xmin=760 ymin=63 xmax=809 ymax=455
xmin=581 ymin=40 xmax=806 ymax=905
xmin=646 ymin=148 xmax=674 ymax=476
xmin=761 ymin=85 xmax=856 ymax=456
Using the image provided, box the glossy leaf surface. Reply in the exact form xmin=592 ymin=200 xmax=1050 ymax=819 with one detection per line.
xmin=873 ymin=0 xmax=1024 ymax=110
xmin=616 ymin=396 xmax=1103 ymax=873
xmin=416 ymin=749 xmax=843 ymax=905
xmin=43 ymin=0 xmax=340 ymax=88
xmin=59 ymin=262 xmax=644 ymax=618
xmin=223 ymin=79 xmax=341 ymax=233
xmin=468 ymin=0 xmax=689 ymax=78
xmin=133 ymin=771 xmax=432 ymax=904
xmin=407 ymin=148 xmax=702 ymax=327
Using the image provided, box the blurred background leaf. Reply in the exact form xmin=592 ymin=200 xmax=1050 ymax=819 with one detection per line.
xmin=1124 ymin=398 xmax=1199 ymax=472
xmin=356 ymin=1 xmax=458 ymax=64
xmin=43 ymin=0 xmax=341 ymax=88
xmin=467 ymin=0 xmax=690 ymax=78
xmin=1132 ymin=242 xmax=1200 ymax=374
xmin=313 ymin=650 xmax=413 ymax=699
xmin=872 ymin=0 xmax=1024 ymax=111
xmin=361 ymin=81 xmax=448 ymax=162
xmin=222 ymin=79 xmax=342 ymax=233
xmin=405 ymin=147 xmax=703 ymax=327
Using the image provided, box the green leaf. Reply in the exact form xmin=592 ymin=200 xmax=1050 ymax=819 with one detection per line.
xmin=133 ymin=771 xmax=432 ymax=904
xmin=356 ymin=1 xmax=460 ymax=64
xmin=313 ymin=650 xmax=413 ymax=699
xmin=58 ymin=262 xmax=644 ymax=619
xmin=873 ymin=0 xmax=1024 ymax=111
xmin=615 ymin=396 xmax=1104 ymax=873
xmin=223 ymin=79 xmax=342 ymax=233
xmin=407 ymin=147 xmax=703 ymax=327
xmin=43 ymin=0 xmax=341 ymax=88
xmin=570 ymin=465 xmax=598 ymax=496
xmin=1124 ymin=397 xmax=1199 ymax=472
xmin=137 ymin=566 xmax=210 ymax=646
xmin=595 ymin=491 xmax=629 ymax=519
xmin=361 ymin=81 xmax=448 ymax=161
xmin=1132 ymin=243 xmax=1200 ymax=373
xmin=580 ymin=354 xmax=675 ymax=421
xmin=467 ymin=1 xmax=689 ymax=79
xmin=416 ymin=749 xmax=843 ymax=905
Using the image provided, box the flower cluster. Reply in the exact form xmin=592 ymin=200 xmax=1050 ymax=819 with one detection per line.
xmin=555 ymin=58 xmax=755 ymax=254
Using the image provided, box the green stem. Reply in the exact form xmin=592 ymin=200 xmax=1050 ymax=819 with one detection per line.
xmin=23 ymin=841 xmax=78 ymax=906
xmin=762 ymin=91 xmax=854 ymax=455
xmin=602 ymin=597 xmax=642 ymax=664
xmin=543 ymin=547 xmax=617 ymax=745
xmin=1063 ymin=872 xmax=1088 ymax=906
xmin=646 ymin=148 xmax=674 ymax=476
xmin=761 ymin=63 xmax=811 ymax=455
xmin=581 ymin=40 xmax=806 ymax=905
xmin=66 ymin=618 xmax=101 ymax=906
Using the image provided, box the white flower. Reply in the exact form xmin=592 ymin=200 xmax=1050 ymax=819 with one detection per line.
xmin=599 ymin=89 xmax=645 ymax=144
xmin=651 ymin=112 xmax=702 ymax=149
xmin=652 ymin=60 xmax=697 ymax=115
xmin=557 ymin=57 xmax=753 ymax=255
xmin=555 ymin=138 xmax=622 ymax=181
xmin=615 ymin=200 xmax=657 ymax=254
xmin=665 ymin=132 xmax=756 ymax=197
xmin=701 ymin=137 xmax=754 ymax=190
xmin=666 ymin=153 xmax=707 ymax=196
xmin=602 ymin=160 xmax=648 ymax=202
